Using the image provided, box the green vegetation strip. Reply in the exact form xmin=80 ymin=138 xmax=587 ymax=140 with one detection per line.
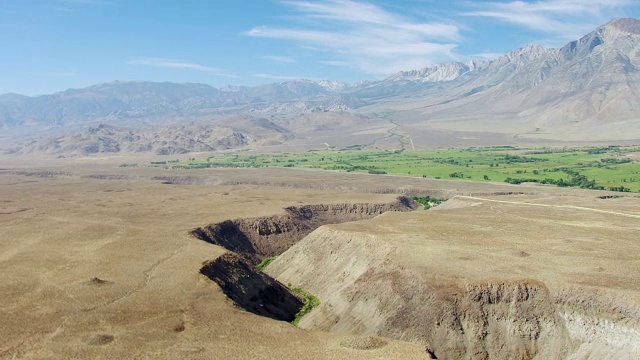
xmin=257 ymin=256 xmax=277 ymax=271
xmin=290 ymin=286 xmax=321 ymax=326
xmin=412 ymin=196 xmax=444 ymax=210
xmin=254 ymin=257 xmax=320 ymax=325
xmin=151 ymin=145 xmax=640 ymax=193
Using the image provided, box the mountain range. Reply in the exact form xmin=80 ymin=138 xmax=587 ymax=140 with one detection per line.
xmin=3 ymin=18 xmax=640 ymax=153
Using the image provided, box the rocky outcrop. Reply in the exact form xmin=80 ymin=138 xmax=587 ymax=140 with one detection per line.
xmin=10 ymin=118 xmax=291 ymax=156
xmin=192 ymin=196 xmax=418 ymax=261
xmin=194 ymin=197 xmax=419 ymax=328
xmin=200 ymin=253 xmax=304 ymax=322
xmin=387 ymin=61 xmax=483 ymax=83
xmin=266 ymin=225 xmax=640 ymax=360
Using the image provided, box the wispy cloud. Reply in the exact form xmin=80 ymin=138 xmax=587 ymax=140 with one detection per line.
xmin=462 ymin=0 xmax=634 ymax=45
xmin=261 ymin=55 xmax=298 ymax=63
xmin=127 ymin=58 xmax=237 ymax=77
xmin=254 ymin=73 xmax=318 ymax=81
xmin=245 ymin=0 xmax=461 ymax=75
xmin=319 ymin=60 xmax=353 ymax=68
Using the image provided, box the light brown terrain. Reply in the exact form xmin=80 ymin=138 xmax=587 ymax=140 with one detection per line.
xmin=0 ymin=168 xmax=430 ymax=359
xmin=1 ymin=157 xmax=639 ymax=359
xmin=268 ymin=194 xmax=640 ymax=359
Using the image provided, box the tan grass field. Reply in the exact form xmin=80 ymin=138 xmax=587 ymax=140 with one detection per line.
xmin=1 ymin=157 xmax=639 ymax=359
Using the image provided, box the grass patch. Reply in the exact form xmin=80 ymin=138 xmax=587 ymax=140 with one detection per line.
xmin=152 ymin=145 xmax=640 ymax=192
xmin=289 ymin=285 xmax=321 ymax=326
xmin=412 ymin=196 xmax=444 ymax=210
xmin=255 ymin=259 xmax=319 ymax=325
xmin=257 ymin=256 xmax=277 ymax=271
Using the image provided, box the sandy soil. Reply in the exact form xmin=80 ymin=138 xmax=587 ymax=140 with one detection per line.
xmin=2 ymin=156 xmax=639 ymax=359
xmin=267 ymin=193 xmax=640 ymax=359
xmin=0 ymin=172 xmax=430 ymax=359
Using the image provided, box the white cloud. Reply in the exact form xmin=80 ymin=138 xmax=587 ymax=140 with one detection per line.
xmin=261 ymin=55 xmax=298 ymax=63
xmin=319 ymin=60 xmax=354 ymax=67
xmin=462 ymin=0 xmax=634 ymax=45
xmin=127 ymin=58 xmax=237 ymax=77
xmin=245 ymin=0 xmax=461 ymax=75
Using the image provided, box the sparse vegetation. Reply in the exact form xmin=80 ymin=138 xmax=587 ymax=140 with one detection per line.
xmin=289 ymin=286 xmax=321 ymax=326
xmin=257 ymin=256 xmax=277 ymax=271
xmin=412 ymin=196 xmax=444 ymax=210
xmin=151 ymin=145 xmax=640 ymax=192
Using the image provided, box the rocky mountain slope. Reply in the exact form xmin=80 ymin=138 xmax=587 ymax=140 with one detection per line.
xmin=7 ymin=111 xmax=377 ymax=156
xmin=2 ymin=18 xmax=640 ymax=144
xmin=8 ymin=116 xmax=293 ymax=156
xmin=0 ymin=79 xmax=355 ymax=130
xmin=355 ymin=18 xmax=640 ymax=140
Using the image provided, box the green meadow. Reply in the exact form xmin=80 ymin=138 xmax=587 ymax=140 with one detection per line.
xmin=153 ymin=145 xmax=640 ymax=193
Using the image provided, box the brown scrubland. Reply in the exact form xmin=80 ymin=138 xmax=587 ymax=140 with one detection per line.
xmin=1 ymin=157 xmax=639 ymax=359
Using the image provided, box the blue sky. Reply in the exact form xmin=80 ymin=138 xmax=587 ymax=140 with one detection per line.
xmin=1 ymin=0 xmax=639 ymax=95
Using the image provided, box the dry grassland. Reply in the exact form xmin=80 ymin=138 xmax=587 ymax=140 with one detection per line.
xmin=1 ymin=158 xmax=639 ymax=359
xmin=0 ymin=171 xmax=428 ymax=359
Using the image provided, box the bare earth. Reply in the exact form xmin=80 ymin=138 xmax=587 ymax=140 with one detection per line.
xmin=1 ymin=157 xmax=639 ymax=359
xmin=267 ymin=194 xmax=640 ymax=359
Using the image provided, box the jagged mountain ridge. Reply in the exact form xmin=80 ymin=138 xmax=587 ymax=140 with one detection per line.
xmin=347 ymin=18 xmax=640 ymax=140
xmin=0 ymin=79 xmax=354 ymax=130
xmin=420 ymin=18 xmax=640 ymax=135
xmin=2 ymin=18 xmax=640 ymax=143
xmin=385 ymin=60 xmax=484 ymax=83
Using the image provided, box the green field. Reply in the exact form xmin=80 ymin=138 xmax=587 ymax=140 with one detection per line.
xmin=150 ymin=145 xmax=640 ymax=193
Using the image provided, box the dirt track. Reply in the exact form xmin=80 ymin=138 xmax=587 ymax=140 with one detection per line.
xmin=454 ymin=195 xmax=640 ymax=218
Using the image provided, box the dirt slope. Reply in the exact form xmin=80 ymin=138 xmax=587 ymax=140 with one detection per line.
xmin=0 ymin=173 xmax=428 ymax=359
xmin=192 ymin=197 xmax=418 ymax=261
xmin=266 ymin=195 xmax=640 ymax=359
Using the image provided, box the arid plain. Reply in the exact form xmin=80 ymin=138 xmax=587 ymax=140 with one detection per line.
xmin=1 ymin=154 xmax=639 ymax=359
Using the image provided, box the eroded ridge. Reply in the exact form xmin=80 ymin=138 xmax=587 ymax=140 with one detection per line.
xmin=200 ymin=253 xmax=304 ymax=322
xmin=264 ymin=198 xmax=640 ymax=360
xmin=193 ymin=196 xmax=419 ymax=324
xmin=192 ymin=196 xmax=418 ymax=262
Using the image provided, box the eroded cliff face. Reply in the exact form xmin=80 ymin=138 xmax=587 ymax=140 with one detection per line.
xmin=194 ymin=193 xmax=640 ymax=359
xmin=200 ymin=252 xmax=304 ymax=322
xmin=192 ymin=196 xmax=418 ymax=262
xmin=266 ymin=226 xmax=640 ymax=360
xmin=194 ymin=197 xmax=419 ymax=326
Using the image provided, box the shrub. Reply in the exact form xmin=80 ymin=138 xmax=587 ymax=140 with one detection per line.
xmin=290 ymin=287 xmax=320 ymax=325
xmin=412 ymin=196 xmax=444 ymax=210
xmin=257 ymin=256 xmax=277 ymax=271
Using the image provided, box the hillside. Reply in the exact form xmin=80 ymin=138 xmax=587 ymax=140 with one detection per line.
xmin=0 ymin=80 xmax=356 ymax=131
xmin=2 ymin=18 xmax=640 ymax=149
xmin=7 ymin=112 xmax=379 ymax=156
xmin=266 ymin=195 xmax=640 ymax=359
xmin=357 ymin=18 xmax=640 ymax=141
xmin=8 ymin=116 xmax=292 ymax=156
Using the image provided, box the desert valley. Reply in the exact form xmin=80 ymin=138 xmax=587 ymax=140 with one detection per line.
xmin=2 ymin=12 xmax=640 ymax=360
